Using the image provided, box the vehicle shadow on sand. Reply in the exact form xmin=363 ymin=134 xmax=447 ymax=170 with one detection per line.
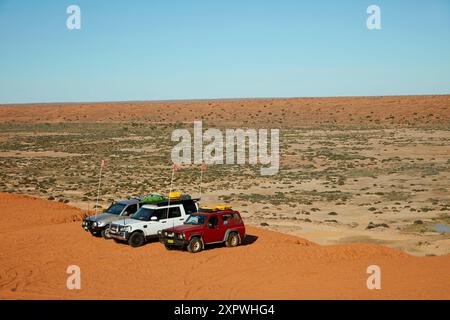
xmin=241 ymin=234 xmax=258 ymax=246
xmin=113 ymin=235 xmax=259 ymax=251
xmin=202 ymin=234 xmax=259 ymax=251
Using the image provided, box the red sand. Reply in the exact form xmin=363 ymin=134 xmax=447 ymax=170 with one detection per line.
xmin=0 ymin=95 xmax=449 ymax=128
xmin=0 ymin=192 xmax=448 ymax=299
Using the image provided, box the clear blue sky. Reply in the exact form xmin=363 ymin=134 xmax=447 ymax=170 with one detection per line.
xmin=0 ymin=0 xmax=449 ymax=103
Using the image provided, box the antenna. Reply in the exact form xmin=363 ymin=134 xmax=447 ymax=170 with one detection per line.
xmin=94 ymin=159 xmax=106 ymax=219
xmin=199 ymin=162 xmax=207 ymax=199
xmin=167 ymin=163 xmax=180 ymax=229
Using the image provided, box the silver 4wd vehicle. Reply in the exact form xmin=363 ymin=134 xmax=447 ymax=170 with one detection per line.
xmin=82 ymin=198 xmax=141 ymax=238
xmin=82 ymin=193 xmax=166 ymax=238
xmin=108 ymin=197 xmax=199 ymax=247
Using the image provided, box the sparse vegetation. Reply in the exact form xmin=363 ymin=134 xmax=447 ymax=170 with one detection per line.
xmin=0 ymin=100 xmax=449 ymax=256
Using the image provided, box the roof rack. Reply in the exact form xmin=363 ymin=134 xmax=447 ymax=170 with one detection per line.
xmin=139 ymin=197 xmax=200 ymax=207
xmin=199 ymin=205 xmax=232 ymax=212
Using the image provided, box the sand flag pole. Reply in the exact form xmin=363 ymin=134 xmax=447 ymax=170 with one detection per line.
xmin=94 ymin=159 xmax=106 ymax=217
xmin=167 ymin=163 xmax=180 ymax=227
xmin=199 ymin=162 xmax=207 ymax=199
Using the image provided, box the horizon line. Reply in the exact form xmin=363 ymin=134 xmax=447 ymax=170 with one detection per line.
xmin=1 ymin=93 xmax=449 ymax=107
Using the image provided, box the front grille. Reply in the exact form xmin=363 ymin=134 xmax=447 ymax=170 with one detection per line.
xmin=110 ymin=225 xmax=127 ymax=233
xmin=164 ymin=231 xmax=183 ymax=239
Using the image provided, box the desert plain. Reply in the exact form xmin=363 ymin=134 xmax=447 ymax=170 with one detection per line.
xmin=0 ymin=95 xmax=449 ymax=299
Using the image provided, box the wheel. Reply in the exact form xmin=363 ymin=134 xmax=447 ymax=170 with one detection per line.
xmin=225 ymin=232 xmax=240 ymax=247
xmin=128 ymin=232 xmax=145 ymax=247
xmin=187 ymin=237 xmax=203 ymax=253
xmin=101 ymin=228 xmax=112 ymax=239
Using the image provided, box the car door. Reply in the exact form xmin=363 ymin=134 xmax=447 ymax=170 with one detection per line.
xmin=202 ymin=215 xmax=223 ymax=243
xmin=167 ymin=205 xmax=185 ymax=228
xmin=145 ymin=208 xmax=168 ymax=236
xmin=123 ymin=204 xmax=138 ymax=216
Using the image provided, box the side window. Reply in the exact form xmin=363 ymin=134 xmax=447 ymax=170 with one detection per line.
xmin=232 ymin=213 xmax=242 ymax=223
xmin=222 ymin=214 xmax=232 ymax=225
xmin=124 ymin=204 xmax=137 ymax=216
xmin=208 ymin=215 xmax=219 ymax=227
xmin=183 ymin=201 xmax=197 ymax=215
xmin=168 ymin=206 xmax=181 ymax=219
xmin=154 ymin=209 xmax=168 ymax=220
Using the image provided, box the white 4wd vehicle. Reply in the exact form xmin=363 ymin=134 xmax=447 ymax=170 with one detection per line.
xmin=108 ymin=198 xmax=199 ymax=247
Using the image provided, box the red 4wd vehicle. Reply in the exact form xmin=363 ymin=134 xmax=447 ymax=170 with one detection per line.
xmin=159 ymin=206 xmax=245 ymax=253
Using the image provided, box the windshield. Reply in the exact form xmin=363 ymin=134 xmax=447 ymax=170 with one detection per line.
xmin=132 ymin=208 xmax=156 ymax=221
xmin=105 ymin=203 xmax=126 ymax=215
xmin=185 ymin=214 xmax=207 ymax=225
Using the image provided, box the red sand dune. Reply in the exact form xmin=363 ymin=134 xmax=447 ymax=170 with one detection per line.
xmin=0 ymin=192 xmax=449 ymax=299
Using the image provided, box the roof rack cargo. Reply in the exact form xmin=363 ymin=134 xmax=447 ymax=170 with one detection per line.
xmin=199 ymin=205 xmax=232 ymax=212
xmin=130 ymin=192 xmax=197 ymax=207
xmin=138 ymin=193 xmax=166 ymax=204
xmin=169 ymin=191 xmax=191 ymax=201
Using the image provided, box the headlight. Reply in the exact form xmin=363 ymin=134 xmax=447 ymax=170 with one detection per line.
xmin=157 ymin=230 xmax=162 ymax=235
xmin=93 ymin=222 xmax=98 ymax=227
xmin=178 ymin=233 xmax=184 ymax=239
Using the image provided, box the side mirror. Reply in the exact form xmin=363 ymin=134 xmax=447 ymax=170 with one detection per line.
xmin=150 ymin=216 xmax=158 ymax=221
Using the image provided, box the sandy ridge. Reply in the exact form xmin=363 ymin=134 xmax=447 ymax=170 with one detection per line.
xmin=0 ymin=192 xmax=449 ymax=299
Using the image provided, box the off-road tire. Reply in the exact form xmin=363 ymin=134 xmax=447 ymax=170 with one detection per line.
xmin=225 ymin=232 xmax=240 ymax=247
xmin=101 ymin=228 xmax=112 ymax=239
xmin=187 ymin=237 xmax=203 ymax=253
xmin=128 ymin=232 xmax=145 ymax=247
